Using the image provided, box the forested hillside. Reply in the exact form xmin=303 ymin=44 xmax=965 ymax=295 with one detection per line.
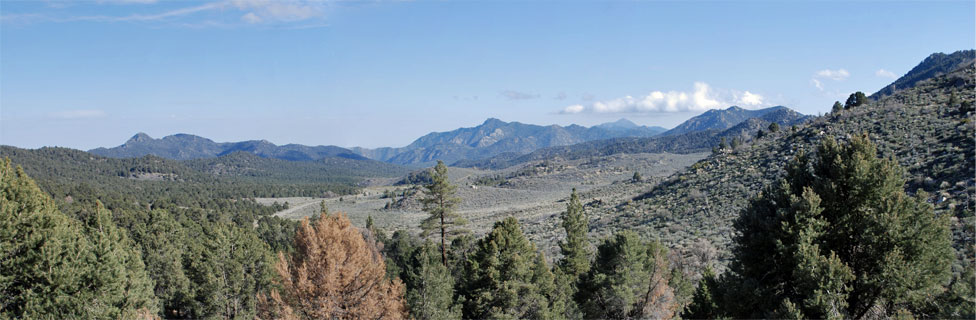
xmin=90 ymin=132 xmax=366 ymax=161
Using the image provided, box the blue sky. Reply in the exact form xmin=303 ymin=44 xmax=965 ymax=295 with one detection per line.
xmin=1 ymin=0 xmax=973 ymax=150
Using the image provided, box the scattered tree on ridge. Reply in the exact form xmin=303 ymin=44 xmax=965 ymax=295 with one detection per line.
xmin=420 ymin=160 xmax=467 ymax=265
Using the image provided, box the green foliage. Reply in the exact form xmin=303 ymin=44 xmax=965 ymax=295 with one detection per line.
xmin=396 ymin=168 xmax=435 ymax=186
xmin=182 ymin=222 xmax=273 ymax=319
xmin=683 ymin=267 xmax=721 ymax=319
xmin=558 ymin=188 xmax=591 ymax=284
xmin=383 ymin=231 xmax=462 ymax=320
xmin=832 ymin=101 xmax=844 ymax=113
xmin=459 ymin=217 xmax=558 ymax=320
xmin=931 ymin=263 xmax=975 ymax=318
xmin=844 ymin=91 xmax=869 ymax=109
xmin=0 ymin=159 xmax=157 ymax=318
xmin=405 ymin=242 xmax=462 ymax=320
xmin=420 ymin=161 xmax=467 ymax=265
xmin=83 ymin=202 xmax=159 ymax=319
xmin=576 ymin=231 xmax=676 ymax=319
xmin=554 ymin=188 xmax=590 ymax=319
xmin=723 ymin=134 xmax=953 ymax=318
xmin=768 ymin=122 xmax=780 ymax=133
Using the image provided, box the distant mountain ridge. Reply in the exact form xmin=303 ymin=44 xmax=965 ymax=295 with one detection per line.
xmin=871 ymin=49 xmax=975 ymax=99
xmin=90 ymin=133 xmax=366 ymax=161
xmin=457 ymin=105 xmax=810 ymax=169
xmin=351 ymin=118 xmax=666 ymax=166
xmin=661 ymin=105 xmax=809 ymax=136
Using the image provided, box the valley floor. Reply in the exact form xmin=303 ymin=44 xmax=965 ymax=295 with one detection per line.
xmin=257 ymin=152 xmax=709 ymax=257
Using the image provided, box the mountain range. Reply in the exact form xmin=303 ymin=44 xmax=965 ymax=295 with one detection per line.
xmin=90 ymin=109 xmax=807 ymax=167
xmin=350 ymin=118 xmax=667 ymax=166
xmin=455 ymin=105 xmax=811 ymax=169
xmin=661 ymin=105 xmax=808 ymax=136
xmin=89 ymin=133 xmax=366 ymax=161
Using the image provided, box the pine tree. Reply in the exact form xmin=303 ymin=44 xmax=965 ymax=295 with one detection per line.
xmin=576 ymin=231 xmax=677 ymax=319
xmin=130 ymin=209 xmax=193 ymax=318
xmin=83 ymin=201 xmax=159 ymax=319
xmin=420 ymin=160 xmax=467 ymax=266
xmin=768 ymin=122 xmax=780 ymax=133
xmin=403 ymin=242 xmax=462 ymax=320
xmin=558 ymin=188 xmax=591 ymax=281
xmin=844 ymin=91 xmax=868 ymax=109
xmin=832 ymin=101 xmax=843 ymax=113
xmin=723 ymin=134 xmax=952 ymax=318
xmin=459 ymin=217 xmax=557 ymax=319
xmin=683 ymin=267 xmax=721 ymax=319
xmin=185 ymin=222 xmax=273 ymax=319
xmin=258 ymin=212 xmax=407 ymax=319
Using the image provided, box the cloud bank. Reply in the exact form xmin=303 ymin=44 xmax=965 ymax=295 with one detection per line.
xmin=559 ymin=82 xmax=765 ymax=114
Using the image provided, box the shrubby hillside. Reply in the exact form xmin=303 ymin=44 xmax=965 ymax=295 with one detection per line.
xmin=588 ymin=58 xmax=975 ymax=272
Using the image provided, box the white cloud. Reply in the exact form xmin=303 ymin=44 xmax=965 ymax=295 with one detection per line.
xmin=241 ymin=12 xmax=262 ymax=23
xmin=563 ymin=105 xmax=585 ymax=114
xmin=810 ymin=78 xmax=824 ymax=91
xmin=738 ymin=91 xmax=764 ymax=106
xmin=48 ymin=109 xmax=107 ymax=119
xmin=875 ymin=68 xmax=897 ymax=79
xmin=559 ymin=82 xmax=762 ymax=114
xmin=815 ymin=68 xmax=850 ymax=81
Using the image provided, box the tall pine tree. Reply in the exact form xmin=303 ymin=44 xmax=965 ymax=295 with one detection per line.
xmin=420 ymin=160 xmax=467 ymax=265
xmin=558 ymin=188 xmax=591 ymax=281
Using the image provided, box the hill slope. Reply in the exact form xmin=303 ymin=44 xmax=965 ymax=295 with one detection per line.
xmin=871 ymin=49 xmax=975 ymax=99
xmin=585 ymin=58 xmax=974 ymax=268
